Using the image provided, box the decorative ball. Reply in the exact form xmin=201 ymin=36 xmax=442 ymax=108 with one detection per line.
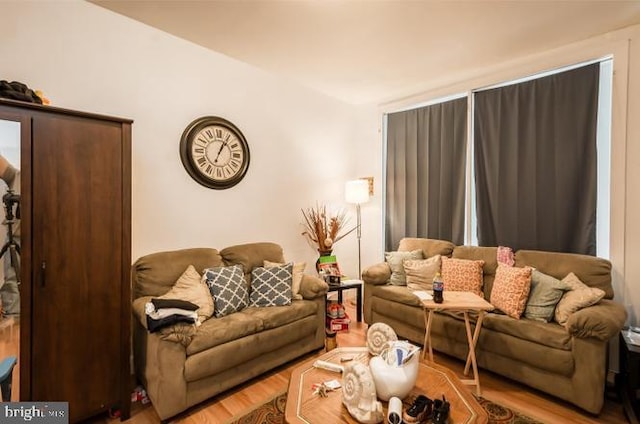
xmin=324 ymin=238 xmax=334 ymax=248
xmin=366 ymin=323 xmax=398 ymax=356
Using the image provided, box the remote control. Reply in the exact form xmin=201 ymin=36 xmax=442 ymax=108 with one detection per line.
xmin=313 ymin=360 xmax=344 ymax=373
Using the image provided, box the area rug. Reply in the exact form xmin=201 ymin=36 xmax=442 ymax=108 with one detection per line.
xmin=227 ymin=391 xmax=543 ymax=424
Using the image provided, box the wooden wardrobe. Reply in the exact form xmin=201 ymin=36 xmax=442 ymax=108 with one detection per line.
xmin=0 ymin=98 xmax=132 ymax=422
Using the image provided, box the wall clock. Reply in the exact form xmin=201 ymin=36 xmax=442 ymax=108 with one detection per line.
xmin=179 ymin=116 xmax=250 ymax=189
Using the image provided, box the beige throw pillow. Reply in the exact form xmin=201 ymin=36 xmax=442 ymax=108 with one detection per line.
xmin=264 ymin=260 xmax=306 ymax=300
xmin=159 ymin=264 xmax=214 ymax=324
xmin=404 ymin=255 xmax=442 ymax=291
xmin=385 ymin=249 xmax=424 ymax=286
xmin=554 ymin=272 xmax=605 ymax=325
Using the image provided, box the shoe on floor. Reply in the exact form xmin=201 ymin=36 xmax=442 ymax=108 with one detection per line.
xmin=432 ymin=395 xmax=450 ymax=424
xmin=403 ymin=394 xmax=433 ymax=423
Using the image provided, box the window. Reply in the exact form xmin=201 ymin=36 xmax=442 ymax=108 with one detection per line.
xmin=385 ymin=59 xmax=612 ymax=256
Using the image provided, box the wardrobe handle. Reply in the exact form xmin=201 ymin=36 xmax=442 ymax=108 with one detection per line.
xmin=40 ymin=261 xmax=46 ymax=287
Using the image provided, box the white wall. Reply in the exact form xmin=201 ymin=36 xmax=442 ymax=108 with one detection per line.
xmin=361 ymin=24 xmax=640 ymax=326
xmin=0 ymin=1 xmax=370 ymax=274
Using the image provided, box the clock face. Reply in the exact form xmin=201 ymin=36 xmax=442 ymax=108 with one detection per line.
xmin=180 ymin=117 xmax=250 ymax=189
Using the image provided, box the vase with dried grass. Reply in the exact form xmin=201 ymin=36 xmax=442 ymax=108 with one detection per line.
xmin=301 ymin=203 xmax=355 ymax=270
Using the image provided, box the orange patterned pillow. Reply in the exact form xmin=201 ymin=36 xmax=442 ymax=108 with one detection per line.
xmin=490 ymin=265 xmax=533 ymax=319
xmin=441 ymin=257 xmax=485 ymax=297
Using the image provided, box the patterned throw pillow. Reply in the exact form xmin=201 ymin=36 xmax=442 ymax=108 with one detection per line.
xmin=490 ymin=265 xmax=533 ymax=319
xmin=404 ymin=255 xmax=441 ymax=291
xmin=554 ymin=272 xmax=605 ymax=325
xmin=496 ymin=246 xmax=515 ymax=266
xmin=264 ymin=260 xmax=306 ymax=300
xmin=384 ymin=249 xmax=424 ymax=286
xmin=158 ymin=264 xmax=214 ymax=324
xmin=441 ymin=257 xmax=485 ymax=297
xmin=250 ymin=263 xmax=293 ymax=307
xmin=523 ymin=270 xmax=570 ymax=322
xmin=204 ymin=264 xmax=248 ymax=318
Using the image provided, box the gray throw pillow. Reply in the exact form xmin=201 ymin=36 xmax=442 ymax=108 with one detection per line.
xmin=250 ymin=263 xmax=293 ymax=307
xmin=384 ymin=249 xmax=424 ymax=286
xmin=204 ymin=264 xmax=248 ymax=318
xmin=524 ymin=269 xmax=570 ymax=322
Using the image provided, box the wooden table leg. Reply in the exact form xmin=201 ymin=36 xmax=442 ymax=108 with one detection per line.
xmin=461 ymin=310 xmax=482 ymax=396
xmin=464 ymin=310 xmax=485 ymax=375
xmin=422 ymin=309 xmax=434 ymax=361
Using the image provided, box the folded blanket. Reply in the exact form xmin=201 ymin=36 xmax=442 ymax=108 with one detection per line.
xmin=147 ymin=314 xmax=196 ymax=333
xmin=145 ymin=303 xmax=199 ymax=321
xmin=151 ymin=298 xmax=199 ymax=311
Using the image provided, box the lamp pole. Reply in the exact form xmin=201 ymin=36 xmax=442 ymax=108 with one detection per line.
xmin=356 ymin=202 xmax=362 ymax=278
xmin=345 ymin=179 xmax=369 ymax=280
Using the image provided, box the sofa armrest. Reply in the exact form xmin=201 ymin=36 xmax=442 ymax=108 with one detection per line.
xmin=362 ymin=262 xmax=391 ymax=285
xmin=132 ymin=296 xmax=153 ymax=330
xmin=565 ymin=299 xmax=627 ymax=341
xmin=299 ymin=274 xmax=328 ymax=299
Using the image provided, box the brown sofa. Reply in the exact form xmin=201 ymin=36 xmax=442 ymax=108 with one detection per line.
xmin=131 ymin=242 xmax=327 ymax=421
xmin=363 ymin=238 xmax=627 ymax=414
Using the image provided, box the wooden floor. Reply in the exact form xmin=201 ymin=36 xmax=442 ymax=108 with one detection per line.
xmin=0 ymin=302 xmax=628 ymax=423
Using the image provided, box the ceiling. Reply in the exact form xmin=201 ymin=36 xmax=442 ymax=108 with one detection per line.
xmin=91 ymin=1 xmax=640 ymax=105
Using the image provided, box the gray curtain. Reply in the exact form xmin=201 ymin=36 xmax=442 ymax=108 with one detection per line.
xmin=474 ymin=63 xmax=599 ymax=255
xmin=385 ymin=97 xmax=467 ymax=250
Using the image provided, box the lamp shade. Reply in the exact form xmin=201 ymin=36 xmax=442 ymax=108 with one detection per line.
xmin=345 ymin=179 xmax=370 ymax=204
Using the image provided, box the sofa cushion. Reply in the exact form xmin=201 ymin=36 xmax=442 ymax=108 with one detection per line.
xmin=158 ymin=264 xmax=214 ymax=324
xmin=265 ymin=260 xmax=306 ymax=300
xmin=404 ymin=255 xmax=441 ymax=291
xmin=186 ymin=312 xmax=264 ymax=356
xmin=515 ymin=249 xmax=613 ymax=299
xmin=555 ymin=272 xmax=605 ymax=325
xmin=239 ymin=299 xmax=318 ymax=331
xmin=398 ymin=238 xmax=455 ymax=258
xmin=524 ymin=270 xmax=569 ymax=322
xmin=249 ymin=263 xmax=292 ymax=307
xmin=441 ymin=257 xmax=484 ymax=297
xmin=482 ymin=313 xmax=573 ymax=351
xmin=431 ymin=313 xmax=574 ymax=376
xmin=132 ymin=248 xmax=224 ymax=298
xmin=489 ymin=265 xmax=532 ymax=319
xmin=204 ymin=265 xmax=249 ymax=318
xmin=385 ymin=250 xmax=424 ymax=285
xmin=220 ymin=242 xmax=286 ymax=276
xmin=184 ymin=315 xmax=317 ymax=381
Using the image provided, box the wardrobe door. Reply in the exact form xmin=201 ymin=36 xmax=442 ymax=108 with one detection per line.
xmin=31 ymin=113 xmax=124 ymax=422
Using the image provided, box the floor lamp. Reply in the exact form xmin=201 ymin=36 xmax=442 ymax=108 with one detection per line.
xmin=345 ymin=179 xmax=370 ymax=279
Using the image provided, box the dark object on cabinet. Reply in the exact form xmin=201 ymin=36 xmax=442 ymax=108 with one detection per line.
xmin=0 ymin=98 xmax=132 ymax=423
xmin=0 ymin=80 xmax=43 ymax=104
xmin=620 ymin=330 xmax=640 ymax=424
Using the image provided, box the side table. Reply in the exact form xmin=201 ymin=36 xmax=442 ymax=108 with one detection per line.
xmin=620 ymin=330 xmax=640 ymax=424
xmin=327 ymin=279 xmax=362 ymax=322
xmin=421 ymin=291 xmax=494 ymax=396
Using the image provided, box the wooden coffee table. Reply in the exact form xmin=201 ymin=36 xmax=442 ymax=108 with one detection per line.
xmin=285 ymin=347 xmax=487 ymax=424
